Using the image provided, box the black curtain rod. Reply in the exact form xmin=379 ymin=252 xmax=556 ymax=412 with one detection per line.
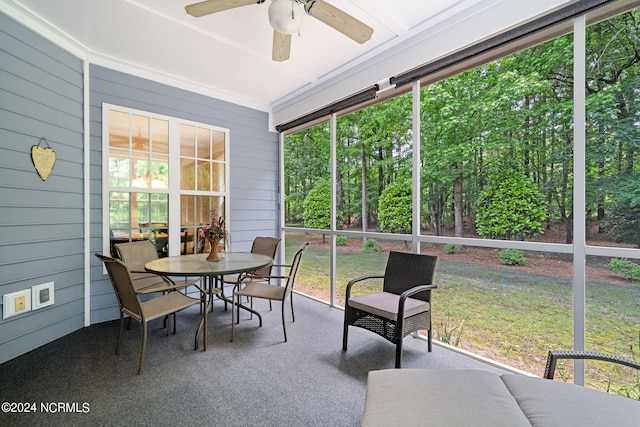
xmin=275 ymin=84 xmax=379 ymax=133
xmin=389 ymin=0 xmax=613 ymax=88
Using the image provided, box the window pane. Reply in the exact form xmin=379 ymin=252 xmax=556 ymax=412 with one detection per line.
xmin=151 ymin=153 xmax=168 ymax=189
xmin=419 ymin=34 xmax=573 ymax=244
xmin=212 ymin=130 xmax=225 ymax=161
xmin=197 ymin=127 xmax=211 ymax=159
xmin=337 ymin=94 xmax=412 ymax=232
xmin=196 ymin=159 xmax=210 ymax=191
xmin=429 ymin=244 xmax=573 ymax=374
xmin=181 ymin=158 xmax=196 ymax=190
xmin=180 ymin=124 xmax=196 ymax=157
xmin=585 ymin=8 xmax=640 ymax=248
xmin=283 ymin=122 xmax=330 ymax=228
xmin=181 ymin=195 xmax=226 ymax=254
xmin=212 ymin=162 xmax=225 ymax=192
xmin=109 ymin=110 xmax=129 ymax=150
xmin=131 ymin=114 xmax=149 ymax=152
xmin=132 ymin=155 xmax=150 ymax=188
xmin=585 ymin=255 xmax=640 ymax=396
xmin=109 ymin=153 xmax=130 ymax=187
xmin=152 ymin=118 xmax=169 ymax=155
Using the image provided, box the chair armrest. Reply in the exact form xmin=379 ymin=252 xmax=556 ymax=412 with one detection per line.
xmin=345 ymin=275 xmax=385 ymax=299
xmin=136 ymin=281 xmax=206 ymax=295
xmin=130 ymin=270 xmax=175 ymax=285
xmin=398 ymin=284 xmax=437 ymax=313
xmin=544 ymin=350 xmax=640 ymax=379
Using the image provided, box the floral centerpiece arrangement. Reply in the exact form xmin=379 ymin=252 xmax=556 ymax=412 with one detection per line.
xmin=200 ymin=212 xmax=228 ymax=261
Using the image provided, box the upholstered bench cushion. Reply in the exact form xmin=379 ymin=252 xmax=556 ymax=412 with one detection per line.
xmin=362 ymin=368 xmax=640 ymax=427
xmin=502 ymin=373 xmax=640 ymax=427
xmin=348 ymin=292 xmax=429 ymax=321
xmin=361 ymin=369 xmax=531 ymax=427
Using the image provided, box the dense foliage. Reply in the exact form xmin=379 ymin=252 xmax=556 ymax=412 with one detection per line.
xmin=285 ymin=10 xmax=640 ymax=246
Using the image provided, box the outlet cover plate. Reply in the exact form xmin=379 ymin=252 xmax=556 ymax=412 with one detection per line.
xmin=32 ymin=282 xmax=54 ymax=310
xmin=3 ymin=289 xmax=32 ymax=319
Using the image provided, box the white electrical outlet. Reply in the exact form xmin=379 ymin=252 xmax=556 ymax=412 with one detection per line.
xmin=3 ymin=289 xmax=32 ymax=319
xmin=32 ymin=282 xmax=54 ymax=310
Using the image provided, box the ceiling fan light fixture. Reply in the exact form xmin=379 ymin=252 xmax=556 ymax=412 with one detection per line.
xmin=268 ymin=0 xmax=303 ymax=35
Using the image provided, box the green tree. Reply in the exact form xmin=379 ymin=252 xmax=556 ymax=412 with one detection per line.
xmin=476 ymin=169 xmax=546 ymax=240
xmin=303 ymin=181 xmax=342 ymax=242
xmin=379 ymin=182 xmax=412 ymax=234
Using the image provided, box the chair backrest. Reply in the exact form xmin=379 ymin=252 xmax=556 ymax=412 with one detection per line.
xmin=181 ymin=227 xmax=191 ymax=255
xmin=95 ymin=253 xmax=143 ymax=321
xmin=250 ymin=237 xmax=281 ymax=277
xmin=282 ymin=243 xmax=308 ymax=300
xmin=382 ymin=251 xmax=438 ymax=302
xmin=113 ymin=240 xmax=163 ymax=289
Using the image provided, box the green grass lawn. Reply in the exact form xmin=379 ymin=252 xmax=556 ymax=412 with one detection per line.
xmin=284 ymin=235 xmax=640 ymax=398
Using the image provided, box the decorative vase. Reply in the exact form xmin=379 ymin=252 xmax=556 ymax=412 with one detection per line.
xmin=206 ymin=237 xmax=221 ymax=262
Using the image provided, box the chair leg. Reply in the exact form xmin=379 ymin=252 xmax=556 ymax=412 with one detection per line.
xmin=173 ymin=312 xmax=177 ymax=335
xmin=139 ymin=322 xmax=148 ymax=375
xmin=117 ymin=312 xmax=125 ymax=355
xmin=290 ymin=293 xmax=295 ymax=322
xmin=428 ymin=328 xmax=433 ymax=352
xmin=231 ymin=292 xmax=236 ymax=342
xmin=395 ymin=339 xmax=403 ymax=369
xmin=281 ymin=301 xmax=287 ymax=342
xmin=342 ymin=309 xmax=349 ymax=351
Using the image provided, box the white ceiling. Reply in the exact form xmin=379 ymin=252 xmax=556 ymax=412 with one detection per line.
xmin=4 ymin=1 xmax=488 ymax=105
xmin=3 ymin=0 xmax=574 ymax=123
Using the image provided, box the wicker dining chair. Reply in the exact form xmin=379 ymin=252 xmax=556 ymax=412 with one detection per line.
xmin=342 ymin=251 xmax=438 ymax=368
xmin=95 ymin=253 xmax=205 ymax=374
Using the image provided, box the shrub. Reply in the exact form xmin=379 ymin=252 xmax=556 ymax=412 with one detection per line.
xmin=336 ymin=235 xmax=347 ymax=246
xmin=303 ymin=181 xmax=343 ymax=230
xmin=476 ymin=169 xmax=546 ymax=241
xmin=444 ymin=244 xmax=457 ymax=254
xmin=498 ymin=249 xmax=527 ymax=266
xmin=608 ymin=258 xmax=640 ymax=282
xmin=379 ymin=183 xmax=412 ymax=234
xmin=362 ymin=238 xmax=382 ymax=253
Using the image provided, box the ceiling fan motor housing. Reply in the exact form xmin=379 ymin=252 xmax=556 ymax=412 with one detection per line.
xmin=268 ymin=0 xmax=303 ymax=34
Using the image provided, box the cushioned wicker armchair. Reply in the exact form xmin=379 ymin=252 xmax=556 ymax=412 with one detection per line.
xmin=342 ymin=251 xmax=438 ymax=368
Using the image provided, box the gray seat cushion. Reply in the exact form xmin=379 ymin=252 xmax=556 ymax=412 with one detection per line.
xmin=362 ymin=369 xmax=531 ymax=427
xmin=502 ymin=373 xmax=640 ymax=427
xmin=348 ymin=292 xmax=430 ymax=321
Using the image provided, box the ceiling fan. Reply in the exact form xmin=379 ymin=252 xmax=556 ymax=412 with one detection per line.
xmin=185 ymin=0 xmax=374 ymax=62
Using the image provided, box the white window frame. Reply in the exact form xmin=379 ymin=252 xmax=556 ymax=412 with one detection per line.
xmin=102 ymin=103 xmax=230 ymax=258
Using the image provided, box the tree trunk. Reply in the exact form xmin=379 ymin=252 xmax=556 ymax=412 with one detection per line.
xmin=454 ymin=173 xmax=464 ymax=238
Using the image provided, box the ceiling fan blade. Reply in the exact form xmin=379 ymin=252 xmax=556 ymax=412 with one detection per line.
xmin=272 ymin=31 xmax=291 ymax=62
xmin=185 ymin=0 xmax=261 ymax=18
xmin=304 ymin=1 xmax=373 ymax=44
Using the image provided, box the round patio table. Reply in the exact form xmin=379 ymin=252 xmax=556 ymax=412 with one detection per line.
xmin=145 ymin=252 xmax=273 ymax=350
